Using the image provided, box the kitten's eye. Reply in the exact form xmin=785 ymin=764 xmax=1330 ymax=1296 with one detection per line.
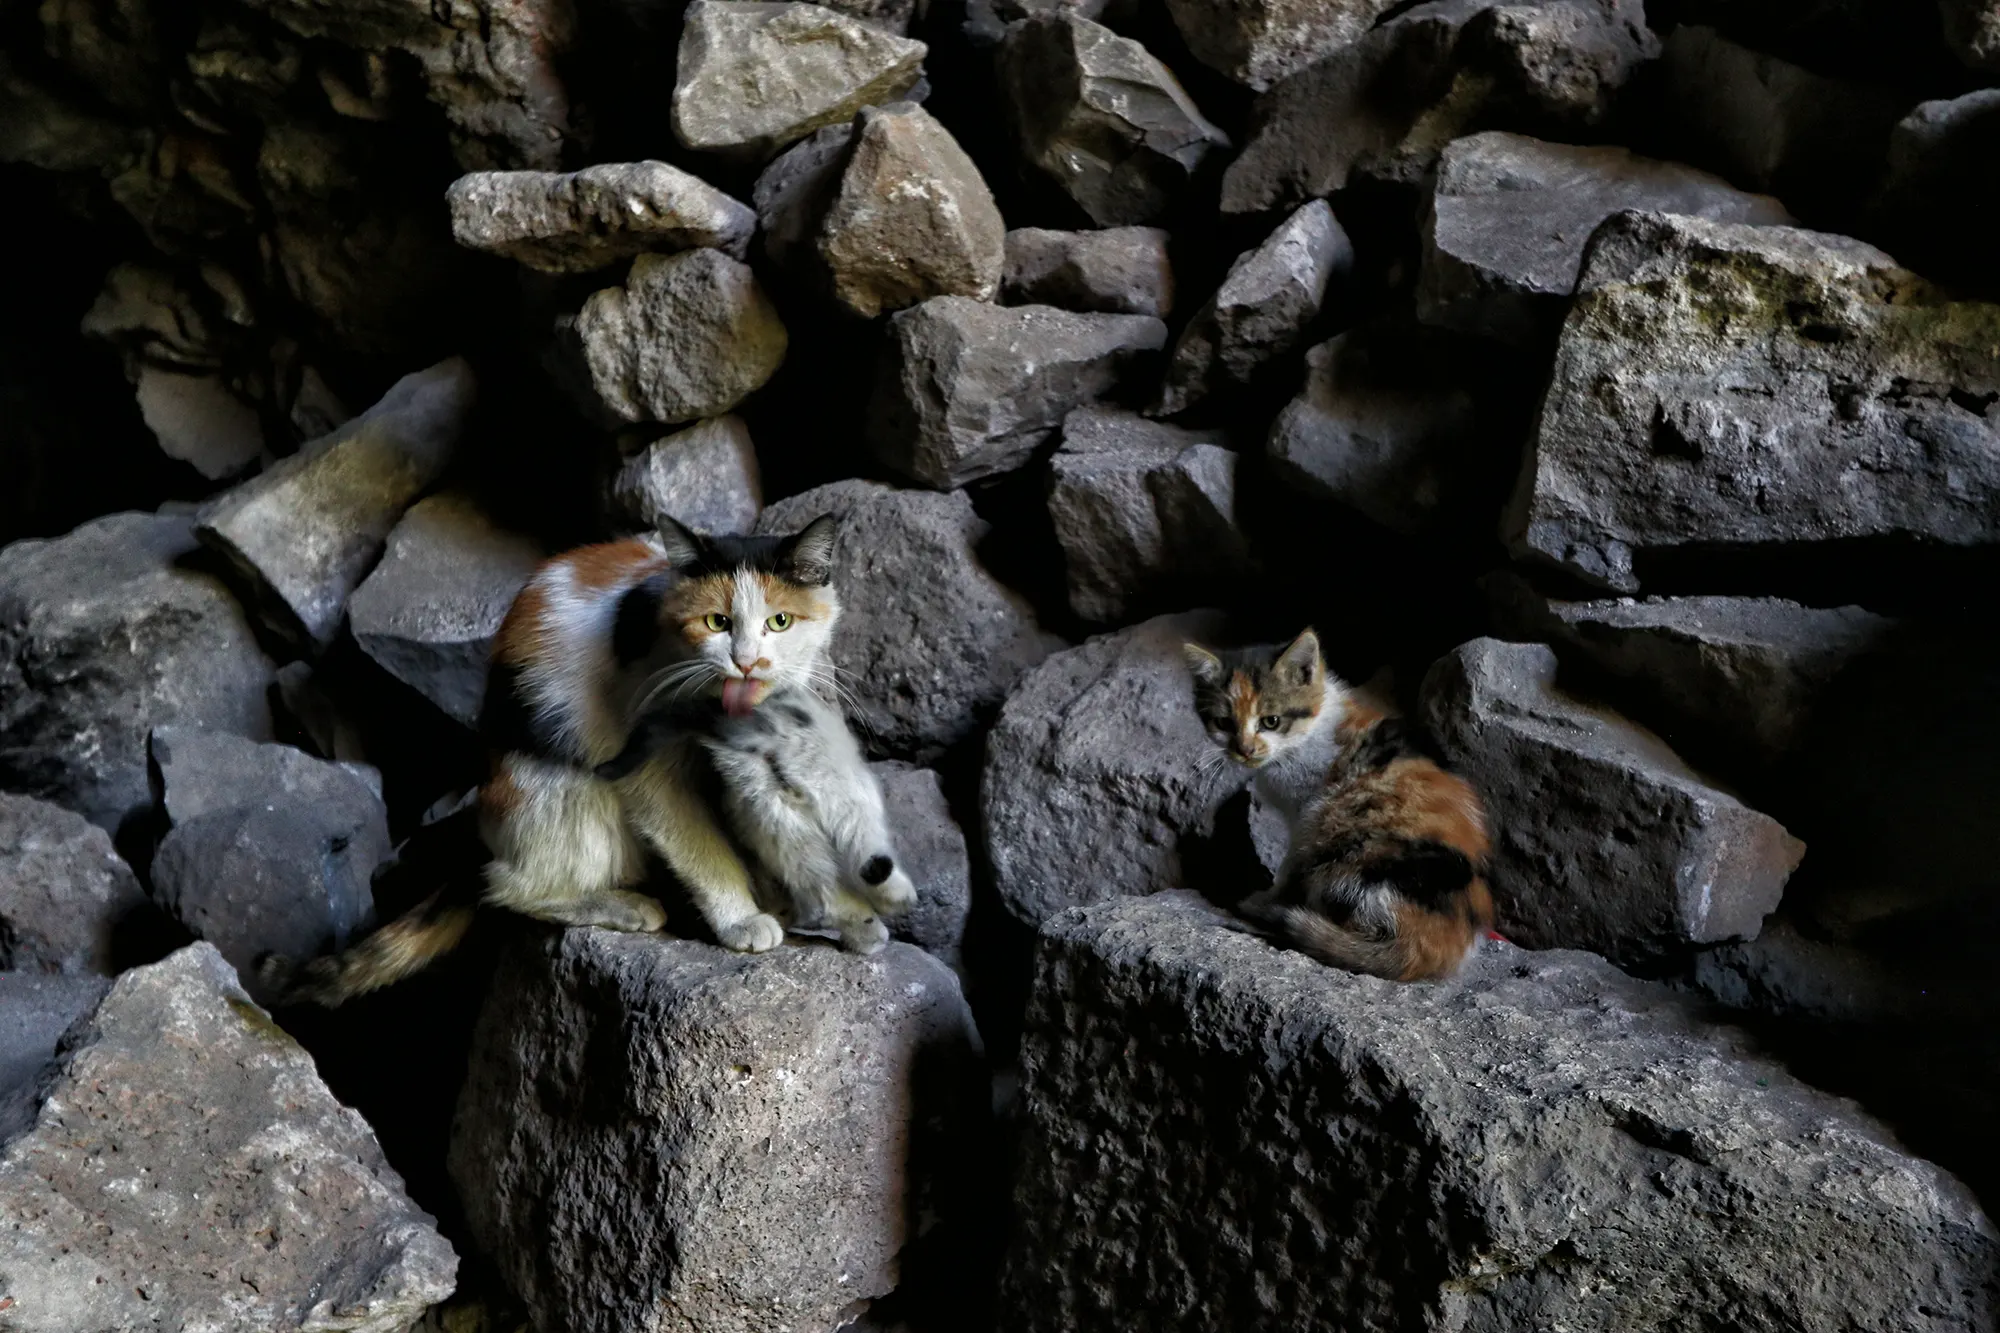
xmin=701 ymin=613 xmax=732 ymax=633
xmin=1259 ymin=715 xmax=1283 ymax=732
xmin=766 ymin=612 xmax=794 ymax=632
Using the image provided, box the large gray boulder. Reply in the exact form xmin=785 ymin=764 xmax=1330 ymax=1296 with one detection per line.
xmin=0 ymin=794 xmax=146 ymax=976
xmin=1420 ymin=639 xmax=1802 ymax=967
xmin=450 ymin=929 xmax=981 ymax=1333
xmin=1220 ymin=0 xmax=1659 ymax=216
xmin=0 ymin=973 xmax=108 ymax=1144
xmin=872 ymin=761 xmax=972 ymax=972
xmin=1153 ymin=199 xmax=1349 ymax=416
xmin=0 ymin=511 xmax=275 ymax=833
xmin=995 ymin=14 xmax=1230 ymax=226
xmin=1485 ymin=576 xmax=1897 ymax=777
xmin=0 ymin=944 xmax=457 ymax=1327
xmin=612 ymin=415 xmax=765 ymax=537
xmin=982 ymin=612 xmax=1237 ymax=927
xmin=147 ymin=727 xmax=392 ymax=999
xmin=671 ymin=1 xmax=927 ymax=160
xmin=197 ymin=357 xmax=477 ymax=651
xmin=869 ymin=296 xmax=1167 ymax=489
xmin=1267 ymin=315 xmax=1496 ymax=535
xmin=1165 ymin=0 xmax=1396 ymax=90
xmin=818 ymin=102 xmax=1007 ymax=318
xmin=558 ymin=249 xmax=789 ymax=426
xmin=1504 ymin=211 xmax=2000 ymax=593
xmin=1047 ymin=408 xmax=1248 ymax=623
xmin=445 ymin=161 xmax=757 ymax=272
xmin=348 ymin=493 xmax=544 ymax=727
xmin=1003 ymin=891 xmax=2000 ymax=1332
xmin=758 ymin=481 xmax=1061 ymax=758
xmin=1001 ymin=226 xmax=1174 ymax=318
xmin=1655 ymin=25 xmax=1904 ymax=223
xmin=1418 ymin=131 xmax=1790 ymax=343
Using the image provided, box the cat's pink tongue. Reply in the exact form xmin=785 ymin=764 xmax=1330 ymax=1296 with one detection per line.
xmin=722 ymin=678 xmax=759 ymax=717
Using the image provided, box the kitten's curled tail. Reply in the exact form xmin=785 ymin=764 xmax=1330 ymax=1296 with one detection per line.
xmin=259 ymin=849 xmax=483 ymax=1007
xmin=1257 ymin=903 xmax=1411 ymax=980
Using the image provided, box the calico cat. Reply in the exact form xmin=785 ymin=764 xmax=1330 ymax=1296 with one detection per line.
xmin=279 ymin=515 xmax=854 ymax=1004
xmin=598 ymin=681 xmax=918 ymax=955
xmin=1184 ymin=629 xmax=1494 ymax=982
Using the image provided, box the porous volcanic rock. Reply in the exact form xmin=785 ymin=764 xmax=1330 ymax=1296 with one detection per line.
xmin=1003 ymin=891 xmax=2000 ymax=1333
xmin=349 ymin=492 xmax=544 ymax=727
xmin=758 ymin=480 xmax=1062 ymax=758
xmin=0 ymin=793 xmax=147 ymax=976
xmin=872 ymin=760 xmax=972 ymax=971
xmin=450 ymin=928 xmax=980 ymax=1333
xmin=869 ymin=296 xmax=1167 ymax=488
xmin=982 ymin=611 xmax=1237 ymax=927
xmin=612 ymin=416 xmax=765 ymax=537
xmin=0 ymin=511 xmax=275 ymax=833
xmin=1165 ymin=0 xmax=1396 ymax=90
xmin=0 ymin=973 xmax=109 ymax=1143
xmin=196 ymin=357 xmax=477 ymax=651
xmin=1420 ymin=638 xmax=1803 ymax=966
xmin=446 ymin=161 xmax=757 ymax=272
xmin=1503 ymin=211 xmax=2000 ymax=593
xmin=0 ymin=943 xmax=457 ymax=1328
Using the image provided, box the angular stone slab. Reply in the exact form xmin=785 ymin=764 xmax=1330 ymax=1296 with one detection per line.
xmin=1420 ymin=638 xmax=1802 ymax=966
xmin=1418 ymin=130 xmax=1789 ymax=343
xmin=757 ymin=480 xmax=1061 ymax=758
xmin=1503 ymin=211 xmax=2000 ymax=593
xmin=445 ymin=161 xmax=757 ymax=273
xmin=0 ymin=793 xmax=147 ymax=976
xmin=1048 ymin=408 xmax=1247 ymax=623
xmin=450 ymin=929 xmax=980 ymax=1333
xmin=349 ymin=492 xmax=544 ymax=727
xmin=1003 ymin=891 xmax=2000 ymax=1333
xmin=982 ymin=612 xmax=1237 ymax=927
xmin=819 ymin=102 xmax=1006 ymax=318
xmin=197 ymin=357 xmax=477 ymax=651
xmin=613 ymin=415 xmax=765 ymax=538
xmin=0 ymin=511 xmax=275 ymax=832
xmin=1486 ymin=576 xmax=1897 ymax=775
xmin=1166 ymin=0 xmax=1395 ymax=90
xmin=1002 ymin=226 xmax=1174 ymax=318
xmin=0 ymin=944 xmax=456 ymax=1328
xmin=560 ymin=249 xmax=788 ymax=426
xmin=869 ymin=296 xmax=1167 ymax=489
xmin=996 ymin=14 xmax=1230 ymax=226
xmin=672 ymin=1 xmax=927 ymax=160
xmin=1153 ymin=198 xmax=1349 ymax=415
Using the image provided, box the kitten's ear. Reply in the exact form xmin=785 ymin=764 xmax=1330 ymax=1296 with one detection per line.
xmin=777 ymin=514 xmax=839 ymax=586
xmin=1182 ymin=643 xmax=1226 ymax=687
xmin=656 ymin=516 xmax=707 ymax=568
xmin=1276 ymin=629 xmax=1323 ymax=684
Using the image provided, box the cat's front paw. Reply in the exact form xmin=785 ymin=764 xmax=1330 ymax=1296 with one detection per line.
xmin=839 ymin=915 xmax=890 ymax=956
xmin=860 ymin=856 xmax=918 ymax=915
xmin=716 ymin=912 xmax=785 ymax=953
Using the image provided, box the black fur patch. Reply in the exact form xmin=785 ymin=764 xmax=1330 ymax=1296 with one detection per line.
xmin=480 ymin=662 xmax=575 ymax=764
xmin=613 ymin=575 xmax=667 ymax=666
xmin=861 ymin=855 xmax=893 ymax=886
xmin=1368 ymin=841 xmax=1474 ymax=908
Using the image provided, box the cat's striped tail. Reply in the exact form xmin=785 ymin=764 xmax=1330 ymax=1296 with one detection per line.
xmin=260 ymin=878 xmax=478 ymax=1007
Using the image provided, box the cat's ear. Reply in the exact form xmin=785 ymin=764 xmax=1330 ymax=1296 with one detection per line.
xmin=777 ymin=514 xmax=839 ymax=586
xmin=656 ymin=516 xmax=708 ymax=568
xmin=1276 ymin=629 xmax=1323 ymax=684
xmin=1182 ymin=643 xmax=1226 ymax=687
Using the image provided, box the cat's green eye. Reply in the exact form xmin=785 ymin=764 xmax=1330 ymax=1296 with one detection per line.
xmin=702 ymin=613 xmax=732 ymax=633
xmin=766 ymin=612 xmax=794 ymax=632
xmin=1259 ymin=715 xmax=1282 ymax=732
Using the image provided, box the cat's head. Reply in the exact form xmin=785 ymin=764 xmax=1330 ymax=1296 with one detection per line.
xmin=655 ymin=514 xmax=841 ymax=716
xmin=1183 ymin=629 xmax=1336 ymax=768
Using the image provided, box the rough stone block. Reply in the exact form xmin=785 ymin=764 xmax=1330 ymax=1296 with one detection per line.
xmin=1001 ymin=226 xmax=1174 ymax=318
xmin=613 ymin=415 xmax=765 ymax=538
xmin=0 ymin=973 xmax=109 ymax=1143
xmin=1002 ymin=890 xmax=2000 ymax=1333
xmin=1166 ymin=0 xmax=1396 ymax=90
xmin=446 ymin=160 xmax=757 ymax=272
xmin=0 ymin=793 xmax=147 ymax=976
xmin=872 ymin=760 xmax=972 ymax=971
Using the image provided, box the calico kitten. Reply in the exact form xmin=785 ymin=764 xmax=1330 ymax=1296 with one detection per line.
xmin=601 ymin=683 xmax=917 ymax=955
xmin=279 ymin=516 xmax=844 ymax=1004
xmin=1184 ymin=629 xmax=1494 ymax=982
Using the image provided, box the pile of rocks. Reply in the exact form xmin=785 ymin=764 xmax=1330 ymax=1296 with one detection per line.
xmin=5 ymin=0 xmax=2000 ymax=1327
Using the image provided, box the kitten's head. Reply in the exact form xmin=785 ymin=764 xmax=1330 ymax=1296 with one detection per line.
xmin=1183 ymin=629 xmax=1334 ymax=768
xmin=655 ymin=514 xmax=841 ymax=716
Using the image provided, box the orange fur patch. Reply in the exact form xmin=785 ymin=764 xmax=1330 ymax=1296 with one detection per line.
xmin=1380 ymin=760 xmax=1491 ymax=865
xmin=481 ymin=766 xmax=523 ymax=820
xmin=1390 ymin=899 xmax=1477 ymax=981
xmin=568 ymin=538 xmax=667 ymax=593
xmin=492 ymin=581 xmax=550 ymax=668
xmin=760 ymin=576 xmax=829 ymax=619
